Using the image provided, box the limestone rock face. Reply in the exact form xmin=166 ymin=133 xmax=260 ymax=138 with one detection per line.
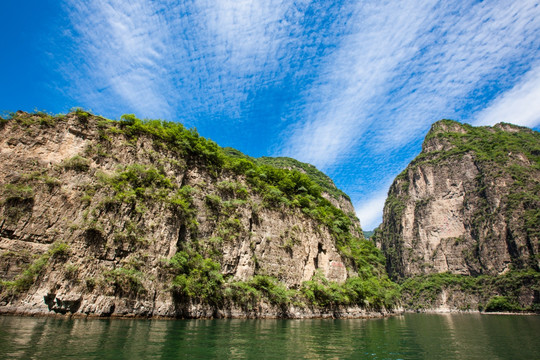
xmin=375 ymin=120 xmax=540 ymax=280
xmin=0 ymin=112 xmax=367 ymax=318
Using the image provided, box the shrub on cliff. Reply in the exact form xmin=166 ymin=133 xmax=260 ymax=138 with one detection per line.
xmin=484 ymin=296 xmax=520 ymax=312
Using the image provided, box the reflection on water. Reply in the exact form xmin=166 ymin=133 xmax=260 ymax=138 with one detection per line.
xmin=1 ymin=314 xmax=539 ymax=359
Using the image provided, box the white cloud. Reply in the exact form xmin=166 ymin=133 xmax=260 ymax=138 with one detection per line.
xmin=355 ymin=191 xmax=389 ymax=231
xmin=276 ymin=1 xmax=540 ymax=228
xmin=280 ymin=0 xmax=438 ymax=169
xmin=62 ymin=0 xmax=174 ymax=118
xmin=203 ymin=0 xmax=288 ymax=70
xmin=186 ymin=0 xmax=292 ymax=118
xmin=369 ymin=1 xmax=540 ymax=151
xmin=279 ymin=0 xmax=540 ymax=168
xmin=61 ymin=0 xmax=297 ymax=121
xmin=474 ymin=64 xmax=540 ymax=128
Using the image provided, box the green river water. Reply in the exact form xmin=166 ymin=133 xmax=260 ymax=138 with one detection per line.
xmin=1 ymin=313 xmax=539 ymax=359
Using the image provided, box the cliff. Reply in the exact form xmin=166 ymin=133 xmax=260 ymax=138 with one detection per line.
xmin=375 ymin=120 xmax=540 ymax=312
xmin=0 ymin=111 xmax=397 ymax=318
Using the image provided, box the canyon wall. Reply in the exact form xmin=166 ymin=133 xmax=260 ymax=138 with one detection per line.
xmin=376 ymin=120 xmax=539 ymax=279
xmin=0 ymin=111 xmax=394 ymax=318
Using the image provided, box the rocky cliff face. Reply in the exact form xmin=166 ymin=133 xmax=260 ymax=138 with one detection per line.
xmin=0 ymin=111 xmax=395 ymax=318
xmin=375 ymin=120 xmax=540 ymax=280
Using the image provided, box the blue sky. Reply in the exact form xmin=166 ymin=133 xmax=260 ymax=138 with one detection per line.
xmin=1 ymin=1 xmax=540 ymax=230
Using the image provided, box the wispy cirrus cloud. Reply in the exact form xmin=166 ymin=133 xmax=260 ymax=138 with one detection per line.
xmin=474 ymin=63 xmax=540 ymax=127
xmin=369 ymin=1 xmax=540 ymax=152
xmin=169 ymin=0 xmax=294 ymax=120
xmin=354 ymin=184 xmax=393 ymax=231
xmin=61 ymin=0 xmax=294 ymax=121
xmin=279 ymin=0 xmax=439 ymax=169
xmin=61 ymin=0 xmax=174 ymax=118
xmin=281 ymin=1 xmax=540 ymax=170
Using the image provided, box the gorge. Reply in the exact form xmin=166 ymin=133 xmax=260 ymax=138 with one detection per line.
xmin=0 ymin=111 xmax=538 ymax=317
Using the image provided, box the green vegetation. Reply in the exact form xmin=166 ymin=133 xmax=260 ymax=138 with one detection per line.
xmin=237 ymin=275 xmax=294 ymax=307
xmin=2 ymin=184 xmax=34 ymax=203
xmin=62 ymin=155 xmax=90 ymax=172
xmin=363 ymin=231 xmax=375 ymax=239
xmin=424 ymin=120 xmax=540 ymax=165
xmin=166 ymin=249 xmax=224 ymax=305
xmin=0 ymin=255 xmax=50 ymax=294
xmin=113 ymin=220 xmax=146 ymax=244
xmin=0 ymin=116 xmax=8 ymax=129
xmin=1 ymin=184 xmax=36 ymax=224
xmin=163 ymin=248 xmax=398 ymax=310
xmin=216 ymin=216 xmax=243 ymax=242
xmin=0 ymin=242 xmax=70 ymax=295
xmin=224 ymin=281 xmax=261 ymax=309
xmin=400 ymin=270 xmax=540 ymax=312
xmin=379 ymin=120 xmax=540 ymax=278
xmin=1 ymin=172 xmax=60 ymax=214
xmin=8 ymin=111 xmax=59 ymax=128
xmin=101 ymin=267 xmax=145 ymax=297
xmin=1 ymin=110 xmax=401 ymax=313
xmin=64 ymin=263 xmax=79 ymax=280
xmin=99 ymin=164 xmax=173 ymax=203
xmin=74 ymin=108 xmax=90 ymax=123
xmin=301 ymin=271 xmax=398 ymax=309
xmin=216 ymin=180 xmax=248 ymax=199
xmin=49 ymin=242 xmax=70 ymax=258
xmin=404 ymin=120 xmax=540 ymax=185
xmin=411 ymin=121 xmax=540 ymax=208
xmin=384 ymin=192 xmax=407 ymax=220
xmin=116 ymin=113 xmax=225 ymax=171
xmin=484 ymin=296 xmax=521 ymax=312
xmin=90 ymin=164 xmax=197 ymax=235
xmin=80 ymin=113 xmax=370 ymax=273
xmin=256 ymin=156 xmax=350 ymax=201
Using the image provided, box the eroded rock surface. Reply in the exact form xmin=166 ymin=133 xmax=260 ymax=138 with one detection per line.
xmin=375 ymin=120 xmax=540 ymax=279
xmin=0 ymin=112 xmax=391 ymax=318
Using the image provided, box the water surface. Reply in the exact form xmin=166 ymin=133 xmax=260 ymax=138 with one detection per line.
xmin=1 ymin=313 xmax=539 ymax=359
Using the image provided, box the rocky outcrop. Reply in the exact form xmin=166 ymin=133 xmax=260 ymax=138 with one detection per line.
xmin=0 ymin=111 xmax=394 ymax=318
xmin=375 ymin=120 xmax=540 ymax=280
